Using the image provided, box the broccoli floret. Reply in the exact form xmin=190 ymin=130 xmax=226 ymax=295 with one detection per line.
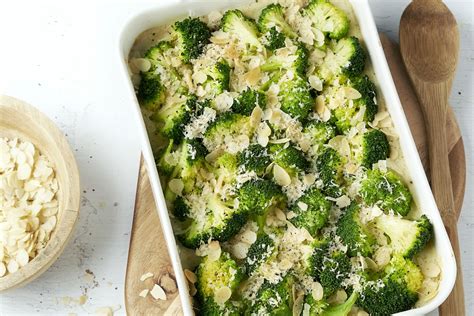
xmin=200 ymin=59 xmax=231 ymax=96
xmin=306 ymin=239 xmax=351 ymax=296
xmin=246 ymin=275 xmax=293 ymax=315
xmin=303 ymin=0 xmax=350 ymax=40
xmin=304 ymin=294 xmax=330 ymax=315
xmin=238 ymin=179 xmax=286 ymax=228
xmin=178 ymin=195 xmax=248 ymax=248
xmin=321 ymin=291 xmax=358 ymax=316
xmin=336 ymin=203 xmax=375 ymax=257
xmin=262 ymin=26 xmax=286 ymax=50
xmin=357 ymin=129 xmax=390 ymax=169
xmin=203 ymin=112 xmax=255 ymax=152
xmin=156 ymin=140 xmax=176 ymax=176
xmin=137 ymin=71 xmax=166 ymax=111
xmin=360 ymin=169 xmax=413 ymax=216
xmin=358 ymin=256 xmax=423 ymax=316
xmin=373 ymin=214 xmax=433 ymax=258
xmin=232 ymin=88 xmax=266 ymax=116
xmin=151 ymin=95 xmax=197 ymax=142
xmin=306 ymin=238 xmax=330 ymax=277
xmin=237 ymin=144 xmax=271 ymax=176
xmin=196 ymin=251 xmax=244 ymax=315
xmin=213 ymin=152 xmax=238 ymax=186
xmin=172 ymin=195 xmax=191 ymax=221
xmin=316 ymin=147 xmax=346 ymax=198
xmin=319 ymin=37 xmax=366 ymax=82
xmin=278 ymin=76 xmax=313 ymax=122
xmin=173 ymin=17 xmax=211 ymax=63
xmin=221 ymin=10 xmax=262 ymax=49
xmin=332 ymin=76 xmax=378 ymax=133
xmin=303 ymin=121 xmax=336 ymax=155
xmin=289 ymin=187 xmax=332 ymax=236
xmin=269 ymin=143 xmax=310 ymax=175
xmin=261 ymin=42 xmax=309 ymax=77
xmin=258 ymin=3 xmax=298 ymax=39
xmin=319 ymin=251 xmax=352 ymax=296
xmin=351 ymin=75 xmax=378 ymax=123
xmin=244 ymin=232 xmax=276 ymax=275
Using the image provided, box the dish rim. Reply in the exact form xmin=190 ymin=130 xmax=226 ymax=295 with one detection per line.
xmin=117 ymin=1 xmax=457 ymax=315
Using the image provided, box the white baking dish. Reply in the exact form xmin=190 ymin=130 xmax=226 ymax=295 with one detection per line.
xmin=118 ymin=1 xmax=456 ymax=315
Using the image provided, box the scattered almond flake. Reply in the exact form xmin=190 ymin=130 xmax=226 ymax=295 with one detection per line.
xmin=269 ymin=138 xmax=291 ymax=144
xmin=273 ymin=164 xmax=291 ymax=187
xmin=343 ymin=87 xmax=362 ymax=99
xmin=365 ymin=257 xmax=378 ymax=271
xmin=133 ymin=58 xmax=151 ymax=73
xmin=0 ymin=262 xmax=6 ymax=277
xmin=311 ymin=282 xmax=324 ymax=301
xmin=189 ymin=283 xmax=198 ymax=296
xmin=15 ymin=249 xmax=29 ymax=267
xmin=302 ymin=303 xmax=311 ymax=316
xmin=139 ymin=289 xmax=149 ymax=298
xmin=140 ymin=272 xmax=154 ymax=282
xmin=168 ymin=179 xmax=184 ymax=196
xmin=374 ymin=246 xmax=391 ymax=268
xmin=231 ymin=242 xmax=249 ymax=259
xmin=150 ymin=284 xmax=167 ymax=300
xmin=293 ymin=290 xmax=305 ymax=316
xmin=330 ymin=289 xmax=347 ymax=305
xmin=357 ymin=311 xmax=369 ymax=316
xmin=214 ymin=92 xmax=234 ymax=112
xmin=184 ymin=269 xmax=197 ymax=284
xmin=297 ymin=202 xmax=308 ymax=211
xmin=244 ymin=67 xmax=262 ymax=86
xmin=286 ymin=211 xmax=297 ymax=220
xmin=214 ymin=286 xmax=232 ymax=305
xmin=308 ymin=76 xmax=323 ymax=91
xmin=205 ymin=148 xmax=223 ymax=163
xmin=240 ymin=230 xmax=257 ymax=244
xmin=335 ymin=195 xmax=351 ymax=208
xmin=192 ymin=71 xmax=207 ymax=85
xmin=6 ymin=260 xmax=19 ymax=273
xmin=315 ymin=96 xmax=325 ymax=115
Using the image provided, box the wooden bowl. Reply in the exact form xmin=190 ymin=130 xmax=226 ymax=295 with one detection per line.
xmin=0 ymin=95 xmax=80 ymax=291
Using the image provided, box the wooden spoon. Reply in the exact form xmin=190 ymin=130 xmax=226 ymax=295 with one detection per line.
xmin=399 ymin=1 xmax=464 ymax=315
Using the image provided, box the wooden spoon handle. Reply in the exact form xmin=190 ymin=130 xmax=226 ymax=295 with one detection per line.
xmin=420 ymin=83 xmax=465 ymax=315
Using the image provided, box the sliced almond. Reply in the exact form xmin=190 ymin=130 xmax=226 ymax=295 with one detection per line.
xmin=138 ymin=289 xmax=149 ymax=298
xmin=15 ymin=249 xmax=29 ymax=267
xmin=0 ymin=262 xmax=6 ymax=277
xmin=241 ymin=230 xmax=257 ymax=244
xmin=132 ymin=58 xmax=151 ymax=73
xmin=168 ymin=179 xmax=184 ymax=196
xmin=292 ymin=290 xmax=305 ymax=316
xmin=150 ymin=284 xmax=167 ymax=300
xmin=192 ymin=71 xmax=207 ymax=85
xmin=184 ymin=269 xmax=197 ymax=284
xmin=7 ymin=260 xmax=19 ymax=273
xmin=244 ymin=67 xmax=262 ymax=86
xmin=214 ymin=286 xmax=232 ymax=305
xmin=374 ymin=246 xmax=391 ymax=268
xmin=343 ymin=87 xmax=362 ymax=100
xmin=315 ymin=95 xmax=325 ymax=114
xmin=232 ymin=242 xmax=249 ymax=259
xmin=335 ymin=195 xmax=351 ymax=208
xmin=297 ymin=202 xmax=308 ymax=211
xmin=308 ymin=76 xmax=323 ymax=91
xmin=311 ymin=282 xmax=324 ymax=301
xmin=273 ymin=164 xmax=291 ymax=187
xmin=140 ymin=272 xmax=154 ymax=282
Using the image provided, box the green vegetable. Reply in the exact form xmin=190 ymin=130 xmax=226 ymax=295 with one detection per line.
xmin=232 ymin=88 xmax=266 ymax=116
xmin=373 ymin=213 xmax=433 ymax=258
xmin=269 ymin=142 xmax=310 ymax=175
xmin=237 ymin=144 xmax=271 ymax=176
xmin=316 ymin=147 xmax=346 ymax=198
xmin=336 ymin=203 xmax=375 ymax=257
xmin=358 ymin=256 xmax=423 ymax=316
xmin=360 ymin=169 xmax=413 ymax=216
xmin=196 ymin=251 xmax=244 ymax=315
xmin=178 ymin=194 xmax=248 ymax=248
xmin=303 ymin=121 xmax=337 ymax=155
xmin=137 ymin=71 xmax=166 ymax=111
xmin=319 ymin=36 xmax=366 ymax=82
xmin=262 ymin=26 xmax=286 ymax=50
xmin=279 ymin=76 xmax=313 ymax=121
xmin=258 ymin=3 xmax=298 ymax=39
xmin=174 ymin=17 xmax=211 ymax=63
xmin=303 ymin=0 xmax=350 ymax=40
xmin=151 ymin=95 xmax=197 ymax=142
xmin=289 ymin=187 xmax=332 ymax=236
xmin=221 ymin=9 xmax=262 ymax=49
xmin=244 ymin=232 xmax=276 ymax=275
xmin=357 ymin=129 xmax=390 ymax=169
xmin=201 ymin=59 xmax=231 ymax=96
xmin=245 ymin=275 xmax=294 ymax=315
xmin=321 ymin=291 xmax=358 ymax=316
xmin=261 ymin=42 xmax=309 ymax=77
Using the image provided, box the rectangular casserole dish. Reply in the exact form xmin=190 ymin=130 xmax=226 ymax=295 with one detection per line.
xmin=118 ymin=1 xmax=456 ymax=315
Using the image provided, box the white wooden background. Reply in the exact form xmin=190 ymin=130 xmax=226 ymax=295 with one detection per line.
xmin=0 ymin=1 xmax=472 ymax=315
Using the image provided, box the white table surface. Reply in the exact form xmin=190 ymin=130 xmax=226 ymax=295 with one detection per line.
xmin=0 ymin=1 xmax=472 ymax=315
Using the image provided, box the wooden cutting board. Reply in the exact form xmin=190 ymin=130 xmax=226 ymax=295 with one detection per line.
xmin=124 ymin=34 xmax=466 ymax=315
